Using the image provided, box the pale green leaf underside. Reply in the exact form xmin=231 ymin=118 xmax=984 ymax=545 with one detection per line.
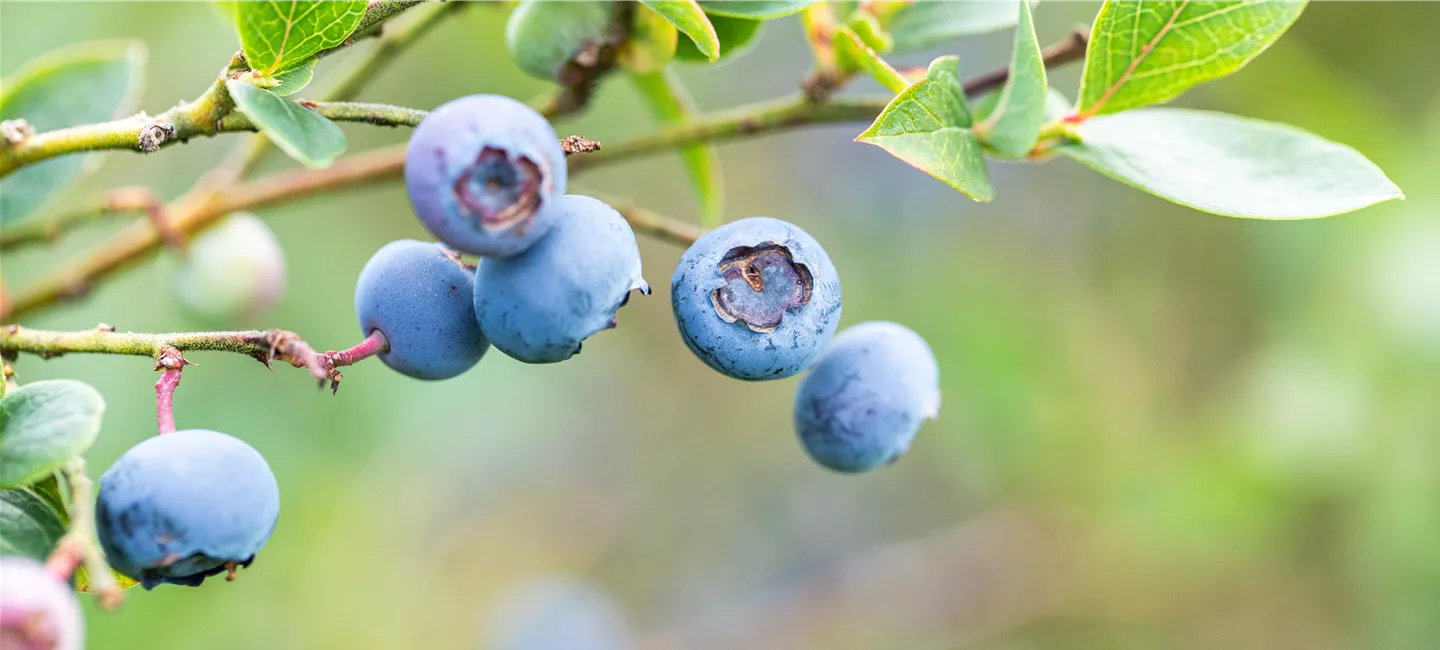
xmin=698 ymin=0 xmax=815 ymax=19
xmin=674 ymin=13 xmax=763 ymax=62
xmin=0 ymin=40 xmax=145 ymax=226
xmin=1078 ymin=0 xmax=1306 ymax=116
xmin=0 ymin=380 xmax=105 ymax=489
xmin=975 ymin=0 xmax=1046 ymax=157
xmin=629 ymin=70 xmax=724 ymax=225
xmin=1059 ymin=108 xmax=1403 ymax=219
xmin=889 ymin=1 xmax=1027 ymax=53
xmin=641 ymin=0 xmax=721 ymax=61
xmin=227 ymin=80 xmax=347 ymax=168
xmin=269 ymin=56 xmax=318 ymax=95
xmin=857 ymin=56 xmax=994 ymax=202
xmin=236 ymin=0 xmax=367 ymax=75
xmin=0 ymin=488 xmax=67 ymax=561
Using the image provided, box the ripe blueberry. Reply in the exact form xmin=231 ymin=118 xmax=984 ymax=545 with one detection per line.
xmin=671 ymin=217 xmax=841 ymax=380
xmin=405 ymin=94 xmax=566 ymax=258
xmin=95 ymin=429 xmax=281 ymax=589
xmin=487 ymin=576 xmax=632 ymax=650
xmin=793 ymin=322 xmax=941 ymax=473
xmin=172 ymin=212 xmax=286 ymax=325
xmin=475 ymin=195 xmax=648 ymax=363
xmin=354 ymin=239 xmax=489 ymax=380
xmin=0 ymin=556 xmax=84 ymax=650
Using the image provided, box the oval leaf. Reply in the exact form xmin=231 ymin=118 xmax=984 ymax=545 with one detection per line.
xmin=0 ymin=488 xmax=67 ymax=561
xmin=236 ymin=0 xmax=367 ymax=75
xmin=0 ymin=40 xmax=145 ymax=226
xmin=226 ymin=80 xmax=346 ymax=168
xmin=1058 ymin=108 xmax=1403 ymax=219
xmin=889 ymin=1 xmax=1026 ymax=53
xmin=641 ymin=0 xmax=721 ymax=61
xmin=856 ymin=56 xmax=994 ymax=202
xmin=674 ymin=13 xmax=763 ymax=62
xmin=973 ymin=0 xmax=1046 ymax=157
xmin=0 ymin=380 xmax=105 ymax=489
xmin=1076 ymin=0 xmax=1306 ymax=118
xmin=629 ymin=69 xmax=724 ymax=226
xmin=697 ymin=0 xmax=815 ymax=19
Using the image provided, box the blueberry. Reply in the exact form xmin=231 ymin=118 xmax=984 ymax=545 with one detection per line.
xmin=95 ymin=429 xmax=280 ymax=589
xmin=172 ymin=212 xmax=286 ymax=325
xmin=0 ymin=557 xmax=84 ymax=650
xmin=355 ymin=239 xmax=489 ymax=380
xmin=671 ymin=217 xmax=842 ymax=380
xmin=405 ymin=94 xmax=566 ymax=258
xmin=486 ymin=576 xmax=632 ymax=650
xmin=475 ymin=195 xmax=648 ymax=363
xmin=793 ymin=322 xmax=941 ymax=473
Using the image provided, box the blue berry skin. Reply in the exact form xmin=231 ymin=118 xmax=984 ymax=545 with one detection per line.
xmin=405 ymin=94 xmax=566 ymax=258
xmin=475 ymin=195 xmax=649 ymax=364
xmin=794 ymin=322 xmax=941 ymax=473
xmin=96 ymin=429 xmax=281 ymax=589
xmin=671 ymin=217 xmax=842 ymax=380
xmin=355 ymin=239 xmax=489 ymax=380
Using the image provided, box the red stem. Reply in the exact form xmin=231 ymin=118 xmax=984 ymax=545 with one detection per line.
xmin=155 ymin=368 xmax=181 ymax=434
xmin=44 ymin=539 xmax=84 ymax=581
xmin=327 ymin=330 xmax=388 ymax=368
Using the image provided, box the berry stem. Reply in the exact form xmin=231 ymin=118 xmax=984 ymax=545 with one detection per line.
xmin=57 ymin=459 xmax=124 ymax=609
xmin=153 ymin=347 xmax=187 ymax=435
xmin=317 ymin=330 xmax=389 ymax=393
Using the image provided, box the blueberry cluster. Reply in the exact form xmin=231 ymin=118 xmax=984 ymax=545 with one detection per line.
xmin=371 ymin=94 xmax=942 ymax=474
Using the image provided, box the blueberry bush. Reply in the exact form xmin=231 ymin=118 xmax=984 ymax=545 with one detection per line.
xmin=0 ymin=0 xmax=1406 ymax=643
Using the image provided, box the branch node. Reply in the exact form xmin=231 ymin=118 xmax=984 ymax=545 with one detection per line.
xmin=96 ymin=322 xmax=116 ymax=333
xmin=560 ymin=135 xmax=602 ymax=156
xmin=138 ymin=121 xmax=177 ymax=153
xmin=1 ymin=118 xmax=35 ymax=147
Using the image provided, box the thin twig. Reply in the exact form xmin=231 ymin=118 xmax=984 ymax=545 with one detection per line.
xmin=0 ymin=324 xmax=359 ymax=391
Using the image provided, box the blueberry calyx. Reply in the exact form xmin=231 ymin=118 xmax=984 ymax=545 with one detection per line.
xmin=709 ymin=243 xmax=813 ymax=333
xmin=453 ymin=147 xmax=545 ymax=234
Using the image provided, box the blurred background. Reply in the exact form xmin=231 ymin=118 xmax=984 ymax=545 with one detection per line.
xmin=2 ymin=2 xmax=1438 ymax=648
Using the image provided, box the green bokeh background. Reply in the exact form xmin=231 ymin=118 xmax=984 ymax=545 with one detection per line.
xmin=3 ymin=2 xmax=1439 ymax=648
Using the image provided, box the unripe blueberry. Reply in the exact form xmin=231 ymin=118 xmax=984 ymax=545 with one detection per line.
xmin=505 ymin=1 xmax=625 ymax=83
xmin=96 ymin=429 xmax=280 ymax=589
xmin=354 ymin=239 xmax=489 ymax=380
xmin=475 ymin=195 xmax=648 ymax=363
xmin=0 ymin=557 xmax=84 ymax=650
xmin=794 ymin=322 xmax=941 ymax=473
xmin=171 ymin=212 xmax=286 ymax=325
xmin=405 ymin=94 xmax=566 ymax=257
xmin=487 ymin=576 xmax=632 ymax=650
xmin=671 ymin=217 xmax=842 ymax=380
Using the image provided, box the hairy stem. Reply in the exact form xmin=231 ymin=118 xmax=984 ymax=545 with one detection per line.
xmin=0 ymin=324 xmax=351 ymax=389
xmin=153 ymin=346 xmax=190 ymax=435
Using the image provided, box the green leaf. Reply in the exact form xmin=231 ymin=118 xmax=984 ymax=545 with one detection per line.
xmin=974 ymin=0 xmax=1046 ymax=157
xmin=235 ymin=0 xmax=367 ymax=75
xmin=621 ymin=4 xmax=680 ymax=73
xmin=697 ymin=1 xmax=815 ymax=19
xmin=1076 ymin=0 xmax=1306 ymax=117
xmin=0 ymin=488 xmax=67 ymax=561
xmin=1058 ymin=108 xmax=1403 ymax=219
xmin=269 ymin=56 xmax=318 ymax=96
xmin=0 ymin=40 xmax=145 ymax=226
xmin=226 ymin=80 xmax=346 ymax=168
xmin=674 ymin=13 xmax=763 ymax=62
xmin=0 ymin=380 xmax=105 ymax=489
xmin=856 ymin=56 xmax=993 ymax=202
xmin=641 ymin=0 xmax=720 ymax=61
xmin=76 ymin=564 xmax=140 ymax=593
xmin=28 ymin=474 xmax=69 ymax=526
xmin=835 ymin=26 xmax=906 ymax=94
xmin=889 ymin=1 xmax=1028 ymax=53
xmin=629 ymin=69 xmax=724 ymax=226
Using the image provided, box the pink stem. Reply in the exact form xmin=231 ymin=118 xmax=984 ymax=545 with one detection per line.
xmin=327 ymin=330 xmax=388 ymax=368
xmin=44 ymin=539 xmax=83 ymax=581
xmin=155 ymin=368 xmax=182 ymax=434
